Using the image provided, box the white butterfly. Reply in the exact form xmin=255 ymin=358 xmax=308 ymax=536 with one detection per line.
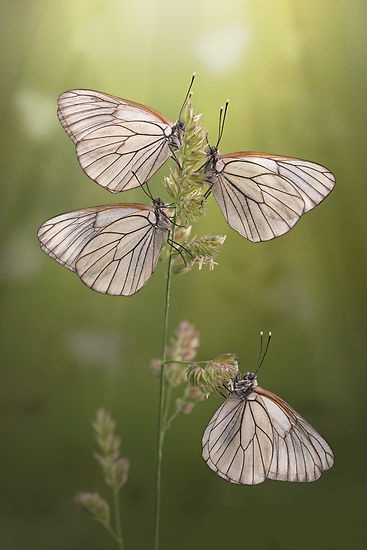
xmin=202 ymin=365 xmax=334 ymax=485
xmin=57 ymin=84 xmax=192 ymax=193
xmin=37 ymin=198 xmax=173 ymax=296
xmin=203 ymin=103 xmax=335 ymax=242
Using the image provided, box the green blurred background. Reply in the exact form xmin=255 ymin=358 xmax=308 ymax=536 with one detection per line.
xmin=1 ymin=1 xmax=366 ymax=549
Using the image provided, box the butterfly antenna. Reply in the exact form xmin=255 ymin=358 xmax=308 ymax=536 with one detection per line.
xmin=217 ymin=99 xmax=229 ymax=148
xmin=178 ymin=72 xmax=196 ymax=120
xmin=145 ymin=180 xmax=154 ymax=201
xmin=257 ymin=331 xmax=264 ymax=368
xmin=130 ymin=171 xmax=154 ymax=201
xmin=255 ymin=331 xmax=272 ymax=374
xmin=216 ymin=106 xmax=223 ymax=148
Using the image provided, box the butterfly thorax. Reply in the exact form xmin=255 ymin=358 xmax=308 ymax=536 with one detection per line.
xmin=233 ymin=372 xmax=258 ymax=399
xmin=169 ymin=120 xmax=185 ymax=151
xmin=153 ymin=198 xmax=172 ymax=231
xmin=204 ymin=145 xmax=219 ymax=180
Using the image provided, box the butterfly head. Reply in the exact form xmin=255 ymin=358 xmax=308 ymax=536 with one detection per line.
xmin=169 ymin=120 xmax=185 ymax=150
xmin=207 ymin=145 xmax=218 ymax=158
xmin=243 ymin=371 xmax=258 ymax=384
xmin=153 ymin=197 xmax=166 ymax=209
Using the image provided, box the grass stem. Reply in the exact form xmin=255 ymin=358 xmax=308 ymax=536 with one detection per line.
xmin=113 ymin=489 xmax=124 ymax=550
xmin=154 ymin=222 xmax=176 ymax=550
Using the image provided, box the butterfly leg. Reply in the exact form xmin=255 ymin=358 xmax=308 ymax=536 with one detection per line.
xmin=170 ymin=239 xmax=194 ymax=259
xmin=167 ymin=239 xmax=187 ymax=266
xmin=204 ymin=184 xmax=214 ymax=199
xmin=160 ymin=209 xmax=185 ymax=228
xmin=199 ymin=183 xmax=214 ymax=208
xmin=130 ymin=171 xmax=154 ymax=201
xmin=169 ymin=149 xmax=183 ymax=170
xmin=223 ymin=382 xmax=233 ymax=394
xmin=167 ymin=236 xmax=194 ymax=266
xmin=168 ymin=217 xmax=185 ymax=228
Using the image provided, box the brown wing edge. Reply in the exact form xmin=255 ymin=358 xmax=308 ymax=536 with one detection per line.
xmin=219 ymin=151 xmax=335 ymax=174
xmin=57 ymin=89 xmax=173 ymax=126
xmin=255 ymin=385 xmax=333 ymax=447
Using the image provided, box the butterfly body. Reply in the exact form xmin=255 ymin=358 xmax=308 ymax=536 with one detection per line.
xmin=203 ymin=145 xmax=335 ymax=242
xmin=151 ymin=197 xmax=173 ymax=231
xmin=57 ymin=89 xmax=185 ymax=193
xmin=38 ymin=200 xmax=172 ymax=296
xmin=202 ymin=371 xmax=334 ymax=485
xmin=166 ymin=120 xmax=186 ymax=150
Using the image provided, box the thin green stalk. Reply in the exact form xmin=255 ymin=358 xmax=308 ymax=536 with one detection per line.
xmin=165 ymin=408 xmax=180 ymax=432
xmin=162 ymin=360 xmax=193 ymax=366
xmin=101 ymin=522 xmax=120 ymax=545
xmin=163 ymin=385 xmax=173 ymax=433
xmin=154 ymin=223 xmax=176 ymax=550
xmin=113 ymin=489 xmax=124 ymax=550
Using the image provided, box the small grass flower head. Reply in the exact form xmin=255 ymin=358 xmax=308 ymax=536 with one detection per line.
xmin=74 ymin=492 xmax=110 ymax=525
xmin=187 ymin=353 xmax=239 ymax=395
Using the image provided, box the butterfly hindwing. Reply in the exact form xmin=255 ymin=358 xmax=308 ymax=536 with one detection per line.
xmin=256 ymin=387 xmax=334 ymax=482
xmin=75 ymin=211 xmax=164 ymax=296
xmin=212 ymin=157 xmax=305 ymax=242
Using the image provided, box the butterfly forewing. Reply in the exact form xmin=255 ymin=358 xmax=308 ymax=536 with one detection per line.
xmin=57 ymin=90 xmax=177 ymax=193
xmin=38 ymin=203 xmax=168 ymax=296
xmin=202 ymin=393 xmax=274 ymax=485
xmin=207 ymin=151 xmax=335 ymax=242
xmin=202 ymin=385 xmax=334 ymax=484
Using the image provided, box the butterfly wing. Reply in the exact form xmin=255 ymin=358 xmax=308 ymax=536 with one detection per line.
xmin=208 ymin=152 xmax=334 ymax=242
xmin=202 ymin=387 xmax=334 ymax=485
xmin=75 ymin=212 xmax=165 ymax=296
xmin=255 ymin=386 xmax=334 ymax=482
xmin=235 ymin=153 xmax=335 ymax=213
xmin=57 ymin=90 xmax=175 ymax=192
xmin=38 ymin=204 xmax=166 ymax=295
xmin=202 ymin=393 xmax=274 ymax=485
xmin=38 ymin=204 xmax=141 ymax=271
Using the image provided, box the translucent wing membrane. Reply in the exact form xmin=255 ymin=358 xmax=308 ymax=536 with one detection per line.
xmin=57 ymin=90 xmax=175 ymax=192
xmin=202 ymin=388 xmax=334 ymax=485
xmin=223 ymin=153 xmax=336 ymax=212
xmin=76 ymin=213 xmax=164 ymax=296
xmin=212 ymin=160 xmax=305 ymax=242
xmin=202 ymin=393 xmax=273 ymax=485
xmin=208 ymin=153 xmax=335 ymax=242
xmin=37 ymin=203 xmax=167 ymax=295
xmin=256 ymin=387 xmax=334 ymax=482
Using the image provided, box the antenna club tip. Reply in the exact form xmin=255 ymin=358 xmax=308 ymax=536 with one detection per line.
xmin=192 ymin=71 xmax=197 ymax=77
xmin=269 ymin=331 xmax=272 ymax=337
xmin=260 ymin=331 xmax=264 ymax=336
xmin=226 ymin=99 xmax=230 ymax=104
